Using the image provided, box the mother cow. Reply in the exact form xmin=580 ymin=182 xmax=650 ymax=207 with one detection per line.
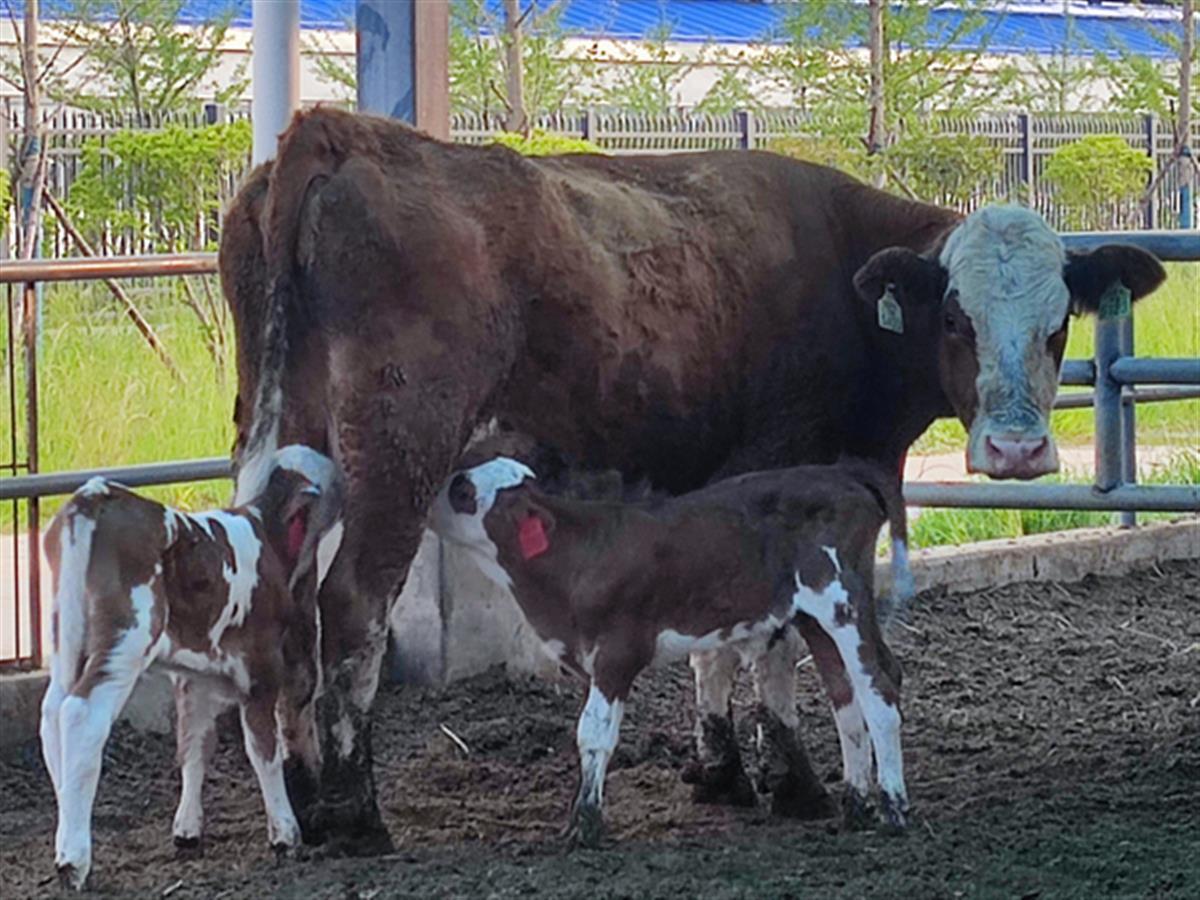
xmin=222 ymin=108 xmax=1164 ymax=850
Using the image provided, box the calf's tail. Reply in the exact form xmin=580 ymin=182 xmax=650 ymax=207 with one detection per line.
xmin=46 ymin=500 xmax=97 ymax=690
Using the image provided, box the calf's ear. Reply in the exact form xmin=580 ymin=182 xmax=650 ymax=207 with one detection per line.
xmin=1064 ymin=245 xmax=1166 ymax=315
xmin=853 ymin=247 xmax=947 ymax=311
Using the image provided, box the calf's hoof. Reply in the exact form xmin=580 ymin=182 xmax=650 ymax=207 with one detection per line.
xmin=56 ymin=862 xmax=88 ymax=892
xmin=682 ymin=761 xmax=758 ymax=807
xmin=565 ymin=803 xmax=606 ymax=850
xmin=879 ymin=792 xmax=909 ymax=834
xmin=172 ymin=834 xmax=203 ymax=858
xmin=840 ymin=788 xmax=874 ymax=832
xmin=768 ymin=778 xmax=837 ymax=820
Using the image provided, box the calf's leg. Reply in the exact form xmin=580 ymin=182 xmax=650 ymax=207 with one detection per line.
xmin=239 ymin=687 xmax=302 ymax=852
xmin=795 ymin=572 xmax=908 ymax=830
xmin=54 ymin=634 xmax=151 ymax=890
xmin=796 ymin=616 xmax=874 ymax=829
xmin=40 ymin=677 xmax=67 ymax=799
xmin=751 ymin=627 xmax=835 ymax=819
xmin=684 ymin=647 xmax=755 ymax=807
xmin=568 ymin=682 xmax=626 ymax=849
xmin=171 ymin=675 xmax=228 ymax=850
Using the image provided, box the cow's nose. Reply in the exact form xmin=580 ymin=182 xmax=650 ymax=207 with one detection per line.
xmin=984 ymin=434 xmax=1052 ymax=479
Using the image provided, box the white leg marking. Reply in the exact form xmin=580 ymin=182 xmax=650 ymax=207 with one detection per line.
xmin=691 ymin=647 xmax=739 ymax=719
xmin=171 ymin=676 xmax=229 ymax=844
xmin=239 ymin=702 xmax=301 ymax=849
xmin=793 ymin=558 xmax=907 ymax=810
xmin=40 ymin=678 xmax=67 ymax=799
xmin=832 ymin=700 xmax=873 ymax=797
xmin=575 ymin=683 xmax=625 ymax=811
xmin=54 ymin=594 xmax=155 ymax=889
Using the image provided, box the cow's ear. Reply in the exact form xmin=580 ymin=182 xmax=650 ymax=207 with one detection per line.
xmin=1064 ymin=245 xmax=1166 ymax=315
xmin=854 ymin=247 xmax=946 ymax=310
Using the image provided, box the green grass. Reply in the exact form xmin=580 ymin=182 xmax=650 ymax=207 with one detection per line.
xmin=915 ymin=262 xmax=1200 ymax=453
xmin=3 ymin=280 xmax=235 ymax=527
xmin=908 ymin=449 xmax=1199 ymax=549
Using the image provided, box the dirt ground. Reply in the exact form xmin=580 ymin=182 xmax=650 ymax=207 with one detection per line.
xmin=2 ymin=560 xmax=1198 ymax=899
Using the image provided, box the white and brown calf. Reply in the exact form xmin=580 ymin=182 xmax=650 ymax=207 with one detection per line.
xmin=429 ymin=457 xmax=911 ymax=847
xmin=39 ymin=445 xmax=340 ymax=891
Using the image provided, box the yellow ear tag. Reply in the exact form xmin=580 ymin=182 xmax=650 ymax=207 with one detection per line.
xmin=877 ymin=285 xmax=904 ymax=334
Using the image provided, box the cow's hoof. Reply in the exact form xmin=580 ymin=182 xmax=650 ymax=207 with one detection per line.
xmin=682 ymin=762 xmax=758 ymax=807
xmin=172 ymin=834 xmax=203 ymax=858
xmin=56 ymin=863 xmax=87 ymax=892
xmin=768 ymin=779 xmax=837 ymax=820
xmin=840 ymin=788 xmax=874 ymax=831
xmin=879 ymin=793 xmax=909 ymax=834
xmin=565 ymin=804 xmax=605 ymax=850
xmin=316 ymin=819 xmax=395 ymax=858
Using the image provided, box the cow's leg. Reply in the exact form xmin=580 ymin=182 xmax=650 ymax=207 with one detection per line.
xmin=567 ymin=681 xmax=626 ymax=849
xmin=683 ymin=647 xmax=755 ymax=806
xmin=285 ymin=158 xmax=520 ymax=853
xmin=751 ymin=628 xmax=836 ymax=819
xmin=239 ymin=687 xmax=302 ymax=853
xmin=171 ymin=676 xmax=227 ymax=851
xmin=54 ymin=644 xmax=148 ymax=890
xmin=797 ymin=577 xmax=908 ymax=831
xmin=796 ymin=616 xmax=874 ymax=830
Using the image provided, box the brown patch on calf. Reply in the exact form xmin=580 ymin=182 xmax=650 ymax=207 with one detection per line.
xmin=447 ymin=474 xmax=477 ymax=515
xmin=794 ymin=542 xmax=837 ymax=595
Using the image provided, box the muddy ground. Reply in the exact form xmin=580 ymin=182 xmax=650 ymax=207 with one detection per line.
xmin=2 ymin=560 xmax=1198 ymax=899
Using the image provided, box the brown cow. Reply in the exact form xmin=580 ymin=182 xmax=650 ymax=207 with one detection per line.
xmin=39 ymin=446 xmax=340 ymax=890
xmin=220 ymin=107 xmax=1165 ymax=850
xmin=429 ymin=456 xmax=910 ymax=847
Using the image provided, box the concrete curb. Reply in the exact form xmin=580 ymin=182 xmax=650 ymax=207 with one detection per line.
xmin=3 ymin=518 xmax=1197 ymax=752
xmin=876 ymin=518 xmax=1199 ymax=598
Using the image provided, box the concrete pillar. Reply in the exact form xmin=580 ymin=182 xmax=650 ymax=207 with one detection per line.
xmin=252 ymin=0 xmax=300 ymax=166
xmin=356 ymin=0 xmax=449 ymax=138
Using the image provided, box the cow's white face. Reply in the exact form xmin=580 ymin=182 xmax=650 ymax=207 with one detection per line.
xmin=939 ymin=207 xmax=1070 ymax=478
xmin=854 ymin=204 xmax=1166 ymax=481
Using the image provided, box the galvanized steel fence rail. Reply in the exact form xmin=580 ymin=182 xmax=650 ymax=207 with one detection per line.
xmin=2 ymin=238 xmax=1198 ymax=669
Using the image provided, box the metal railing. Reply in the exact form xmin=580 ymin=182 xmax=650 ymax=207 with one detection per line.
xmin=2 ymin=235 xmax=1198 ymax=668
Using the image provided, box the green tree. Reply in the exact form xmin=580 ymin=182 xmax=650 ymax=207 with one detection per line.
xmin=30 ymin=0 xmax=243 ymax=118
xmin=599 ymin=23 xmax=705 ymax=114
xmin=1092 ymin=1 xmax=1199 ymax=121
xmin=766 ymin=0 xmax=1018 ymax=142
xmin=1043 ymin=135 xmax=1155 ymax=229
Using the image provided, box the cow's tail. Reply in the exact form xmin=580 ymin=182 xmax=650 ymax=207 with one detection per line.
xmin=841 ymin=458 xmax=914 ymax=627
xmin=237 ymin=110 xmax=345 ymax=502
xmin=46 ymin=496 xmax=99 ymax=691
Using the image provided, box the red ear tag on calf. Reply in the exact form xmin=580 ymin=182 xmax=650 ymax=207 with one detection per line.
xmin=518 ymin=514 xmax=549 ymax=560
xmin=287 ymin=511 xmax=308 ymax=562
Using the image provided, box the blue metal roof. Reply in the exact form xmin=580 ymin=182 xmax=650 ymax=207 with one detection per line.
xmin=19 ymin=1 xmax=1185 ymax=58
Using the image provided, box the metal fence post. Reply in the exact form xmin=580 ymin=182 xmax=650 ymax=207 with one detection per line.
xmin=1144 ymin=113 xmax=1158 ymax=229
xmin=1094 ymin=282 xmax=1131 ymax=501
xmin=1018 ymin=111 xmax=1034 ymax=204
xmin=737 ymin=110 xmax=755 ymax=150
xmin=1118 ymin=312 xmax=1137 ymax=527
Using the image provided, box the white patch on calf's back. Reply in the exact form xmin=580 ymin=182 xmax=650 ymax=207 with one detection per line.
xmin=185 ymin=511 xmax=262 ymax=647
xmin=78 ymin=477 xmax=109 ymax=498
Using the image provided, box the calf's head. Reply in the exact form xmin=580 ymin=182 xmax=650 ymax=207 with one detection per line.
xmin=429 ymin=457 xmax=545 ymax=586
xmin=256 ymin=445 xmax=343 ymax=591
xmin=855 ymin=205 xmax=1165 ymax=479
